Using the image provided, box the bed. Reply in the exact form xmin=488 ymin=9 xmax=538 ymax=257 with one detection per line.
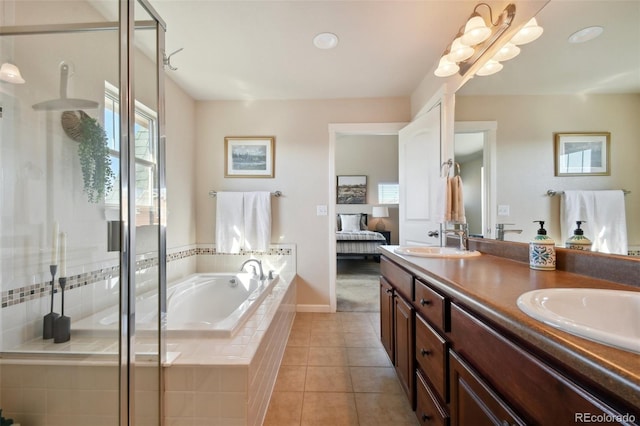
xmin=336 ymin=213 xmax=388 ymax=260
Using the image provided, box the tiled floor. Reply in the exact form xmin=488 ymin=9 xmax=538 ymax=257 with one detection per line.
xmin=264 ymin=312 xmax=419 ymax=426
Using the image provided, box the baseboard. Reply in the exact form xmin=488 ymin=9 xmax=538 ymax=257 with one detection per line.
xmin=296 ymin=304 xmax=334 ymax=313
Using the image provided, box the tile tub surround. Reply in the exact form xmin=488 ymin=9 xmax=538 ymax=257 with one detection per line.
xmin=164 ymin=273 xmax=296 ymax=426
xmin=1 ymin=243 xmax=296 ymax=351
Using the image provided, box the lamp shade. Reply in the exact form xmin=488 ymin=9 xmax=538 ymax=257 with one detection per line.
xmin=461 ymin=14 xmax=491 ymax=46
xmin=0 ymin=62 xmax=25 ymax=84
xmin=492 ymin=42 xmax=520 ymax=62
xmin=510 ymin=18 xmax=543 ymax=45
xmin=372 ymin=206 xmax=389 ymax=218
xmin=434 ymin=55 xmax=459 ymax=77
xmin=476 ymin=59 xmax=503 ymax=76
xmin=447 ymin=38 xmax=475 ymax=63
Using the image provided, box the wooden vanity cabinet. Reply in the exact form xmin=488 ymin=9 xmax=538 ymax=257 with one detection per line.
xmin=380 ymin=257 xmax=416 ymax=406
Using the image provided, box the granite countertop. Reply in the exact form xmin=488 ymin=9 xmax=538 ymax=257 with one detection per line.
xmin=379 ymin=245 xmax=640 ymax=411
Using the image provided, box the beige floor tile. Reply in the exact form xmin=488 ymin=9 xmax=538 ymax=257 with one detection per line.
xmin=347 ymin=347 xmax=393 ymax=367
xmin=307 ymin=347 xmax=348 ymax=366
xmin=311 ymin=320 xmax=343 ymax=333
xmin=300 ymin=392 xmax=359 ymax=426
xmin=263 ymin=391 xmax=304 ymax=426
xmin=282 ymin=346 xmax=309 ymax=366
xmin=343 ymin=332 xmax=383 ymax=348
xmin=312 ymin=312 xmax=342 ymax=322
xmin=274 ymin=366 xmax=307 ymax=392
xmin=350 ymin=367 xmax=403 ymax=394
xmin=309 ymin=331 xmax=345 ymax=347
xmin=305 ymin=366 xmax=353 ymax=392
xmin=287 ymin=330 xmax=311 ymax=347
xmin=341 ymin=321 xmax=376 ymax=334
xmin=354 ymin=392 xmax=419 ymax=425
xmin=291 ymin=320 xmax=313 ymax=333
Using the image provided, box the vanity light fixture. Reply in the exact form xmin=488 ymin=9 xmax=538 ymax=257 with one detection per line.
xmin=0 ymin=62 xmax=25 ymax=84
xmin=434 ymin=3 xmax=543 ymax=78
xmin=313 ymin=32 xmax=339 ymax=50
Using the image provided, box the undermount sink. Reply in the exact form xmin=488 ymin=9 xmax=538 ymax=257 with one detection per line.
xmin=394 ymin=246 xmax=481 ymax=258
xmin=517 ymin=288 xmax=640 ymax=353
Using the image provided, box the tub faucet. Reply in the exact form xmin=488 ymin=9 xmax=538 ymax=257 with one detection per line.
xmin=241 ymin=259 xmax=265 ymax=280
xmin=443 ymin=223 xmax=469 ymax=251
xmin=496 ymin=223 xmax=523 ymax=241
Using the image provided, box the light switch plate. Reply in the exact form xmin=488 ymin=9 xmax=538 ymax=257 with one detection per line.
xmin=498 ymin=205 xmax=510 ymax=216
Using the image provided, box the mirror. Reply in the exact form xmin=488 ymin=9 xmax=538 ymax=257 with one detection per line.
xmin=454 ymin=1 xmax=640 ymax=255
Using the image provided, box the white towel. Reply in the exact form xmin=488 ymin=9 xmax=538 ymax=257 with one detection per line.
xmin=215 ymin=192 xmax=244 ymax=253
xmin=243 ymin=191 xmax=272 ymax=252
xmin=561 ymin=190 xmax=628 ymax=255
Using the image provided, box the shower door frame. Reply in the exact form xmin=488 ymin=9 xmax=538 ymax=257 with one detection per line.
xmin=0 ymin=1 xmax=168 ymax=424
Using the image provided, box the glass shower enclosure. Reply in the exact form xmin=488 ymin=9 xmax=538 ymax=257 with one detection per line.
xmin=0 ymin=0 xmax=165 ymax=424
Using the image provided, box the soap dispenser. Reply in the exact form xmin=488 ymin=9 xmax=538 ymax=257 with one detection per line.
xmin=529 ymin=221 xmax=556 ymax=270
xmin=565 ymin=221 xmax=592 ymax=251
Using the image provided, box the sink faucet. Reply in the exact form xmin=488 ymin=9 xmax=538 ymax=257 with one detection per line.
xmin=240 ymin=259 xmax=265 ymax=280
xmin=443 ymin=223 xmax=469 ymax=251
xmin=496 ymin=223 xmax=523 ymax=241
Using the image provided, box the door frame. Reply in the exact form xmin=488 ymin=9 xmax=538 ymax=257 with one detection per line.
xmin=328 ymin=122 xmax=407 ymax=312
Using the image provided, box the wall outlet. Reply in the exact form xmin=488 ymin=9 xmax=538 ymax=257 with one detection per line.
xmin=316 ymin=205 xmax=328 ymax=216
xmin=498 ymin=205 xmax=510 ymax=216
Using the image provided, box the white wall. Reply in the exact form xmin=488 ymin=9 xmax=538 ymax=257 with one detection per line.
xmin=335 ymin=134 xmax=399 ymax=243
xmin=456 ymin=94 xmax=640 ymax=247
xmin=195 ymin=98 xmax=410 ymax=308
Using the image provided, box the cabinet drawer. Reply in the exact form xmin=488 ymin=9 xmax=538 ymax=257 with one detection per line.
xmin=416 ymin=369 xmax=449 ymax=426
xmin=414 ymin=278 xmax=448 ymax=332
xmin=415 ymin=314 xmax=448 ymax=402
xmin=381 ymin=256 xmax=413 ymax=300
xmin=450 ymin=304 xmax=633 ymax=424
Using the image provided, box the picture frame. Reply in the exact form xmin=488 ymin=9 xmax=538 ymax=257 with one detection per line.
xmin=224 ymin=136 xmax=275 ymax=178
xmin=554 ymin=132 xmax=610 ymax=176
xmin=337 ymin=175 xmax=367 ymax=204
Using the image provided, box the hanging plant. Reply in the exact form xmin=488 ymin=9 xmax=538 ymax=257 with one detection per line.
xmin=61 ymin=110 xmax=116 ymax=203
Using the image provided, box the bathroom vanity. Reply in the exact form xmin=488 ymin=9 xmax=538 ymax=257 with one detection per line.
xmin=378 ymin=243 xmax=640 ymax=425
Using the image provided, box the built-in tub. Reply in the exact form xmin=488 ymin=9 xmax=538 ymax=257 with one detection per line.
xmin=73 ymin=273 xmax=279 ymax=338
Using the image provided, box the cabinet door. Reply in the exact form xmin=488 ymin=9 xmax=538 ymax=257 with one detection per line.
xmin=450 ymin=351 xmax=525 ymax=426
xmin=380 ymin=277 xmax=395 ymax=364
xmin=394 ymin=294 xmax=415 ymax=407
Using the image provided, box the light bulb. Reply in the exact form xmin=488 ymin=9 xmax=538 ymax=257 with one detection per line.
xmin=434 ymin=56 xmax=460 ymax=77
xmin=447 ymin=38 xmax=475 ymax=63
xmin=492 ymin=43 xmax=520 ymax=62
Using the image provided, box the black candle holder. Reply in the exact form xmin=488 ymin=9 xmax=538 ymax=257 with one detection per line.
xmin=43 ymin=264 xmax=60 ymax=339
xmin=53 ymin=277 xmax=70 ymax=343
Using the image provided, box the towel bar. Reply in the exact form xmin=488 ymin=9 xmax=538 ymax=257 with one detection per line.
xmin=547 ymin=189 xmax=630 ymax=196
xmin=209 ymin=190 xmax=282 ymax=198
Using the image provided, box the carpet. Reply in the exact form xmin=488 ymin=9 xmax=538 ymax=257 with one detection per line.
xmin=336 ymin=259 xmax=380 ymax=312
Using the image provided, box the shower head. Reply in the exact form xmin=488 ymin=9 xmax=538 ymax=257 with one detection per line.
xmin=32 ymin=63 xmax=99 ymax=111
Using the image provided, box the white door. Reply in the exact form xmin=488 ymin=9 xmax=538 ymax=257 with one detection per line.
xmin=399 ymin=104 xmax=443 ymax=246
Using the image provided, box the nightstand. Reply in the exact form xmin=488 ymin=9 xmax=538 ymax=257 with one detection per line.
xmin=377 ymin=230 xmax=391 ymax=245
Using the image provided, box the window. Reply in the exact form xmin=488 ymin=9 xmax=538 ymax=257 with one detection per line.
xmin=104 ymin=82 xmax=159 ymax=226
xmin=378 ymin=183 xmax=399 ymax=205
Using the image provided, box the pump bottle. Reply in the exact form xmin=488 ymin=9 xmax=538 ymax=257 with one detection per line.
xmin=565 ymin=221 xmax=592 ymax=251
xmin=529 ymin=221 xmax=556 ymax=270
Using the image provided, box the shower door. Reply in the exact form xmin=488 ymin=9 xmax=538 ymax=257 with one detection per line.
xmin=0 ymin=0 xmax=165 ymax=424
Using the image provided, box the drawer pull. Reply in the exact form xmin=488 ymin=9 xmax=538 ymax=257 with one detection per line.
xmin=420 ymin=348 xmax=431 ymax=357
xmin=385 ymin=288 xmax=393 ymax=295
xmin=420 ymin=298 xmax=432 ymax=306
xmin=421 ymin=413 xmax=431 ymax=422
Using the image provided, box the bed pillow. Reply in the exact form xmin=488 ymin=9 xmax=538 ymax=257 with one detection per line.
xmin=340 ymin=214 xmax=362 ymax=232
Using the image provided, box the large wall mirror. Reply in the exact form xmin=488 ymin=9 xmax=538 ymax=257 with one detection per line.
xmin=454 ymin=0 xmax=639 ymax=256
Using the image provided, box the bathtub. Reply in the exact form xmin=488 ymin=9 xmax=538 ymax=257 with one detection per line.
xmin=73 ymin=272 xmax=280 ymax=338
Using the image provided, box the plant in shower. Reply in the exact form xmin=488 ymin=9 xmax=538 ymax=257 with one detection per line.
xmin=62 ymin=110 xmax=115 ymax=203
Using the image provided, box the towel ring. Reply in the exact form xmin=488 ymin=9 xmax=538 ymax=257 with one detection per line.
xmin=441 ymin=159 xmax=461 ymax=177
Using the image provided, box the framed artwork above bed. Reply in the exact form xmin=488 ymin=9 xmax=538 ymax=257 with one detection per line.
xmin=337 ymin=175 xmax=366 ymax=204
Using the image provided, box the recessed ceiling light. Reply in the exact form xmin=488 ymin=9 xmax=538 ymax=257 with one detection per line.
xmin=568 ymin=26 xmax=604 ymax=44
xmin=313 ymin=32 xmax=339 ymax=50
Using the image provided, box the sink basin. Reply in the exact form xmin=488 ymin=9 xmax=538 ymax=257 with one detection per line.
xmin=517 ymin=288 xmax=640 ymax=353
xmin=394 ymin=246 xmax=481 ymax=258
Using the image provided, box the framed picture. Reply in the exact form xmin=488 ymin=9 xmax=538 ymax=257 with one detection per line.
xmin=554 ymin=132 xmax=610 ymax=176
xmin=224 ymin=136 xmax=275 ymax=178
xmin=337 ymin=175 xmax=367 ymax=204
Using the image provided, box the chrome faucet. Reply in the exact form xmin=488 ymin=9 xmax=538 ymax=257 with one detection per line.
xmin=496 ymin=223 xmax=523 ymax=241
xmin=240 ymin=259 xmax=265 ymax=280
xmin=443 ymin=223 xmax=469 ymax=251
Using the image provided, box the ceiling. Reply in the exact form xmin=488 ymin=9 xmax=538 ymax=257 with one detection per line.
xmin=143 ymin=0 xmax=639 ymax=102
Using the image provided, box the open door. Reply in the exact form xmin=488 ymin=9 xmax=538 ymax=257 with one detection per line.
xmin=399 ymin=104 xmax=443 ymax=246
